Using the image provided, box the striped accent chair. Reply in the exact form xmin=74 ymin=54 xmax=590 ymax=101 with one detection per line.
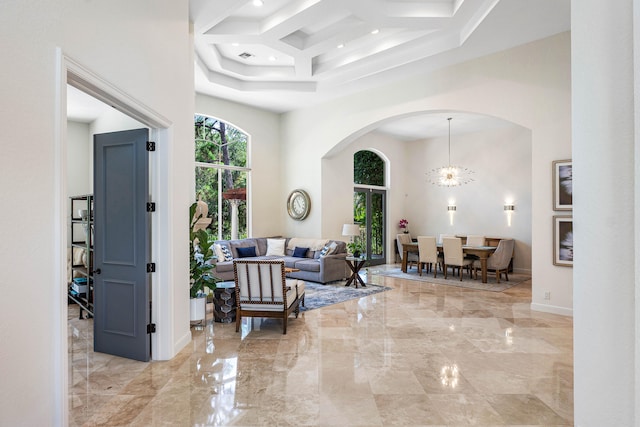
xmin=233 ymin=259 xmax=305 ymax=334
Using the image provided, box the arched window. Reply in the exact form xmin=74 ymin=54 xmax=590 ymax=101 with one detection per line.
xmin=353 ymin=150 xmax=386 ymax=265
xmin=195 ymin=115 xmax=250 ymax=240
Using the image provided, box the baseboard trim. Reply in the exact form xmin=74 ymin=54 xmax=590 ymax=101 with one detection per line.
xmin=530 ymin=302 xmax=573 ymax=317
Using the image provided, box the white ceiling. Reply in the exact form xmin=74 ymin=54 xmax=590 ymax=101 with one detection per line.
xmin=68 ymin=0 xmax=570 ymax=140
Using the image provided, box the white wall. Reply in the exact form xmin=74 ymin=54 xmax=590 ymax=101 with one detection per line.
xmin=67 ymin=121 xmax=91 ymax=198
xmin=281 ymin=33 xmax=572 ymax=315
xmin=195 ymin=94 xmax=282 ymax=238
xmin=407 ymin=126 xmax=532 ymax=272
xmin=572 ymin=0 xmax=638 ymax=424
xmin=0 ymin=1 xmax=193 ymax=425
xmin=322 ymin=131 xmax=407 ymax=250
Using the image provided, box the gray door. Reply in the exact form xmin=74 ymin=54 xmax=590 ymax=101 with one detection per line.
xmin=93 ymin=128 xmax=151 ymax=362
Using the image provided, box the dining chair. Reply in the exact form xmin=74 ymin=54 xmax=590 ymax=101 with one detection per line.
xmin=442 ymin=237 xmax=473 ymax=280
xmin=233 ymin=259 xmax=305 ymax=334
xmin=397 ymin=233 xmax=418 ymax=271
xmin=438 ymin=233 xmax=455 ymax=244
xmin=465 ymin=235 xmax=486 ymax=261
xmin=473 ymin=239 xmax=515 ymax=283
xmin=417 ymin=236 xmax=442 ymax=277
xmin=466 ymin=235 xmax=486 ymax=247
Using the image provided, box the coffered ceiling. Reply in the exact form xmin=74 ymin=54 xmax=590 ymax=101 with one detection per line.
xmin=191 ymin=0 xmax=570 ymax=113
xmin=67 ymin=1 xmax=570 ymax=140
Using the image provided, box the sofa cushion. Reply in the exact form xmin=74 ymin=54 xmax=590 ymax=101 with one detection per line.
xmin=214 ymin=260 xmax=234 ymax=273
xmin=266 ymin=238 xmax=286 ymax=256
xmin=293 ymin=246 xmax=309 ymax=257
xmin=229 ymin=238 xmax=259 ymax=258
xmin=294 ymin=259 xmax=321 ymax=273
xmin=236 ymin=246 xmax=257 ymax=258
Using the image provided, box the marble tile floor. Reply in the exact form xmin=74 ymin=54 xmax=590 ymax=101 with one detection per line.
xmin=68 ymin=265 xmax=573 ymax=426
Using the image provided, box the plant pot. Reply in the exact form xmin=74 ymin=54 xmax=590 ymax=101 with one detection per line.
xmin=353 ymin=251 xmax=361 ymax=258
xmin=190 ymin=296 xmax=206 ymax=322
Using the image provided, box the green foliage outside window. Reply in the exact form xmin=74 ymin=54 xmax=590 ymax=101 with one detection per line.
xmin=195 ymin=115 xmax=249 ymax=240
xmin=353 ymin=150 xmax=385 ymax=259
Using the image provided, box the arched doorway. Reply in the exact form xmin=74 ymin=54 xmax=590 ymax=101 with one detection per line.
xmin=353 ymin=150 xmax=387 ymax=265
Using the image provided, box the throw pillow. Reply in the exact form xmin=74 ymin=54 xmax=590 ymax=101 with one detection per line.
xmin=266 ymin=238 xmax=286 ymax=256
xmin=213 ymin=244 xmax=225 ymax=261
xmin=292 ymin=246 xmax=309 ymax=258
xmin=236 ymin=246 xmax=257 ymax=258
xmin=319 ymin=241 xmax=338 ymax=257
xmin=219 ymin=245 xmax=233 ymax=261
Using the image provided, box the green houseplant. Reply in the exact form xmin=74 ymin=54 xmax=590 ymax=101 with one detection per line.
xmin=347 ymin=241 xmax=365 ymax=258
xmin=189 ymin=202 xmax=217 ymax=304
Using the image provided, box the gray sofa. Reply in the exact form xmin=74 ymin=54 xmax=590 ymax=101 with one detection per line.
xmin=211 ymin=237 xmax=348 ymax=284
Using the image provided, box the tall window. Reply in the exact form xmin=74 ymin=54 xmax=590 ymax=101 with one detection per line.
xmin=353 ymin=150 xmax=386 ymax=265
xmin=195 ymin=115 xmax=250 ymax=240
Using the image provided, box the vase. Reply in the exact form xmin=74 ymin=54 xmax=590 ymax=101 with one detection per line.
xmin=190 ymin=296 xmax=206 ymax=322
xmin=403 ymin=230 xmax=409 ymax=234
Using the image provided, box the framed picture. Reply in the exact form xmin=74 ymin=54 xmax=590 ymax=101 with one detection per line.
xmin=553 ymin=159 xmax=572 ymax=210
xmin=553 ymin=215 xmax=573 ymax=267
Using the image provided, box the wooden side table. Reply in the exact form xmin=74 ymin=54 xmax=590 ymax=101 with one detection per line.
xmin=345 ymin=257 xmax=367 ymax=288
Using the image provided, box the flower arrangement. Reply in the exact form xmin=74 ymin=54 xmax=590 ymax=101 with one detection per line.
xmin=398 ymin=219 xmax=409 ymax=229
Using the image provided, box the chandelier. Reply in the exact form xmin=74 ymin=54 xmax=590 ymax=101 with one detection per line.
xmin=427 ymin=117 xmax=475 ymax=187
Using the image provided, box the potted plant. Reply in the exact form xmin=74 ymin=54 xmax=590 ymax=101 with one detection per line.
xmin=189 ymin=202 xmax=217 ymax=322
xmin=347 ymin=241 xmax=365 ymax=258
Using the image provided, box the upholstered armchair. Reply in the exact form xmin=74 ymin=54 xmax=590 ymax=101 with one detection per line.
xmin=396 ymin=233 xmax=418 ymax=270
xmin=474 ymin=239 xmax=515 ymax=283
xmin=417 ymin=236 xmax=442 ymax=277
xmin=442 ymin=237 xmax=473 ymax=280
xmin=233 ymin=259 xmax=305 ymax=334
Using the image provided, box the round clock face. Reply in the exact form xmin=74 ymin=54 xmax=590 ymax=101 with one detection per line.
xmin=287 ymin=189 xmax=310 ymax=220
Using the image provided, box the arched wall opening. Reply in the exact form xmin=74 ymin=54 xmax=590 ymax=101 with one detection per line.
xmin=321 ymin=110 xmax=532 ymax=271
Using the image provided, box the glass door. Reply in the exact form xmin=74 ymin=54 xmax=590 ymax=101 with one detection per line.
xmin=354 ymin=187 xmax=386 ymax=265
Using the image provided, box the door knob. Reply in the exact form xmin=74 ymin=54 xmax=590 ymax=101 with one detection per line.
xmin=93 ymin=268 xmax=102 ymax=275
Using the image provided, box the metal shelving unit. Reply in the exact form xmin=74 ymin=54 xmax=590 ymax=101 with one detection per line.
xmin=68 ymin=194 xmax=94 ymax=319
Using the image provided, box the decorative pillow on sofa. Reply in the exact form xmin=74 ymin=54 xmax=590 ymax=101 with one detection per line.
xmin=236 ymin=246 xmax=257 ymax=258
xmin=266 ymin=238 xmax=286 ymax=256
xmin=319 ymin=241 xmax=338 ymax=257
xmin=293 ymin=246 xmax=309 ymax=258
xmin=214 ymin=244 xmax=234 ymax=261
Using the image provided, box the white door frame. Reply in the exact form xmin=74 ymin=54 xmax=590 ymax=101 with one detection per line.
xmin=54 ymin=49 xmax=173 ymax=425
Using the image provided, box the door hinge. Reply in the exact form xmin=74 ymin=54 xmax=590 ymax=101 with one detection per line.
xmin=147 ymin=263 xmax=156 ymax=273
xmin=146 ymin=141 xmax=156 ymax=151
xmin=146 ymin=202 xmax=156 ymax=212
xmin=147 ymin=323 xmax=156 ymax=334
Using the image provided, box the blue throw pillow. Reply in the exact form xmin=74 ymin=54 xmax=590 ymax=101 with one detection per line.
xmin=293 ymin=246 xmax=309 ymax=258
xmin=236 ymin=246 xmax=257 ymax=258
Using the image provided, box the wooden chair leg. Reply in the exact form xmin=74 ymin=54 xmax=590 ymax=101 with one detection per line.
xmin=496 ymin=270 xmax=500 ymax=283
xmin=236 ymin=312 xmax=241 ymax=332
xmin=418 ymin=262 xmax=423 ymax=276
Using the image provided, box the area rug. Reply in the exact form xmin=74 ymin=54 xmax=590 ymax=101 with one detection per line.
xmin=301 ymin=281 xmax=392 ymax=311
xmin=370 ymin=268 xmax=530 ymax=292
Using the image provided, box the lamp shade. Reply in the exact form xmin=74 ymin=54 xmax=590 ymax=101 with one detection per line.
xmin=342 ymin=224 xmax=360 ymax=237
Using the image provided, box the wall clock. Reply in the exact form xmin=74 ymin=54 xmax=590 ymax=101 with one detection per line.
xmin=287 ymin=189 xmax=311 ymax=220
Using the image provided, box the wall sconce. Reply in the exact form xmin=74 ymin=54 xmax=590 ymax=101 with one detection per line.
xmin=447 ymin=204 xmax=456 ymax=225
xmin=504 ymin=204 xmax=515 ymax=226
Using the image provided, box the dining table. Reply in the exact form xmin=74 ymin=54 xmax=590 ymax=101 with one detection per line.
xmin=400 ymin=242 xmax=498 ymax=283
